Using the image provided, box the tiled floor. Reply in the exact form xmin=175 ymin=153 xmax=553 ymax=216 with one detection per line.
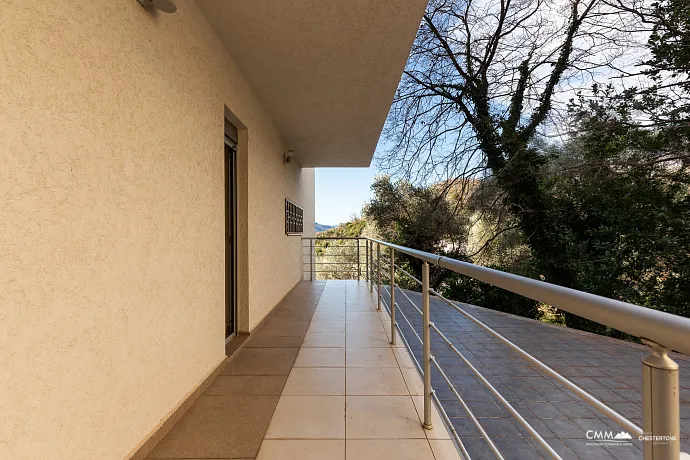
xmin=146 ymin=280 xmax=461 ymax=460
xmin=257 ymin=280 xmax=461 ymax=460
xmin=383 ymin=286 xmax=690 ymax=459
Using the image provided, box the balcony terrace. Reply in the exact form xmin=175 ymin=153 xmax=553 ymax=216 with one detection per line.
xmin=145 ymin=280 xmax=460 ymax=460
xmin=142 ymin=237 xmax=690 ymax=460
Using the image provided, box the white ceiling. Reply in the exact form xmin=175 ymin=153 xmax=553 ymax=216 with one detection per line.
xmin=195 ymin=0 xmax=427 ymax=167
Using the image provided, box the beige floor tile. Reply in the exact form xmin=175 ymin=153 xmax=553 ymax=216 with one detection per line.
xmin=346 ymin=302 xmax=376 ymax=312
xmin=256 ymin=440 xmax=345 ymax=460
xmin=346 ymin=439 xmax=435 ymax=460
xmin=386 ymin=329 xmax=406 ymax=348
xmin=411 ymin=396 xmax=451 ymax=439
xmin=294 ymin=347 xmax=345 ymax=367
xmin=314 ymin=303 xmax=346 ymax=311
xmin=346 ymin=348 xmax=398 ymax=367
xmin=266 ymin=396 xmax=345 ymax=439
xmin=312 ymin=311 xmax=347 ymax=322
xmin=282 ymin=367 xmax=345 ymax=395
xmin=345 ymin=320 xmax=385 ymax=334
xmin=316 ymin=302 xmax=342 ymax=307
xmin=346 ymin=396 xmax=426 ymax=439
xmin=382 ymin=319 xmax=393 ymax=337
xmin=346 ymin=367 xmax=409 ymax=395
xmin=429 ymin=440 xmax=463 ymax=460
xmin=400 ymin=367 xmax=424 ymax=395
xmin=303 ymin=332 xmax=346 ymax=348
xmin=346 ymin=312 xmax=380 ymax=321
xmin=307 ymin=320 xmax=346 ymax=333
xmin=393 ymin=348 xmax=416 ymax=368
xmin=346 ymin=332 xmax=391 ymax=348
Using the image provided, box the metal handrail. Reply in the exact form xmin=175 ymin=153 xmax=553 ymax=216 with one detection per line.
xmin=378 ymin=258 xmax=643 ymax=437
xmin=369 ymin=237 xmax=690 ymax=356
xmin=305 ymin=236 xmax=687 ymax=459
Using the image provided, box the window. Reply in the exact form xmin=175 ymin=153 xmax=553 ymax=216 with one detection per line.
xmin=285 ymin=199 xmax=303 ymax=235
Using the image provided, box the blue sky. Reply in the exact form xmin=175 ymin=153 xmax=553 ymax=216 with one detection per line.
xmin=315 ymin=166 xmax=380 ymax=225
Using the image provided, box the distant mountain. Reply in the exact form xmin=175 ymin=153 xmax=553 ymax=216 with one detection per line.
xmin=316 ymin=218 xmax=365 ymax=238
xmin=315 ymin=222 xmax=335 ymax=233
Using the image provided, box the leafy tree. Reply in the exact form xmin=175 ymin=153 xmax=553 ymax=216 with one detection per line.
xmin=363 ymin=176 xmax=470 ymax=289
xmin=312 ymin=218 xmax=366 ymax=280
xmin=378 ymin=0 xmax=638 ymax=329
xmin=550 ymin=86 xmax=690 ymax=330
xmin=377 ymin=0 xmax=690 ymax=333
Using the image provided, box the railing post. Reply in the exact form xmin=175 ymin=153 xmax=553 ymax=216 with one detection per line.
xmin=389 ymin=249 xmax=396 ymax=345
xmin=365 ymin=239 xmax=369 ymax=285
xmin=310 ymin=239 xmax=314 ymax=281
xmin=641 ymin=340 xmax=680 ymax=460
xmin=376 ymin=243 xmax=381 ymax=310
xmin=368 ymin=240 xmax=373 ymax=292
xmin=356 ymin=239 xmax=361 ymax=280
xmin=422 ymin=261 xmax=433 ymax=430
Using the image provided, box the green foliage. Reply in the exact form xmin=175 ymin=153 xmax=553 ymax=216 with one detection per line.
xmin=315 ymin=218 xmax=366 ymax=256
xmin=363 ymin=176 xmax=471 ymax=289
xmin=440 ymin=266 xmax=541 ymax=319
xmin=548 ymin=89 xmax=690 ymax=325
xmin=312 ymin=218 xmax=367 ymax=280
xmin=646 ymin=0 xmax=690 ymax=83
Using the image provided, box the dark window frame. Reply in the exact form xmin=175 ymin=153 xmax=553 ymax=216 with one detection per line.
xmin=285 ymin=199 xmax=304 ymax=235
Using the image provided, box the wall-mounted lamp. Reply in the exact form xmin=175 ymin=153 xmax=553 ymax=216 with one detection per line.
xmin=283 ymin=150 xmax=295 ymax=164
xmin=137 ymin=0 xmax=177 ymax=13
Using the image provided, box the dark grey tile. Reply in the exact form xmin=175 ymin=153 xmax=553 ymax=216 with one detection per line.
xmin=245 ymin=335 xmax=304 ymax=348
xmin=222 ymin=347 xmax=298 ymax=375
xmin=147 ymin=395 xmax=279 ymax=459
xmin=205 ymin=375 xmax=288 ymax=396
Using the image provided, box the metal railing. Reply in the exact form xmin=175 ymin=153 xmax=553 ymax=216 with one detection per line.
xmin=302 ymin=236 xmax=689 ymax=460
xmin=302 ymin=237 xmax=370 ymax=280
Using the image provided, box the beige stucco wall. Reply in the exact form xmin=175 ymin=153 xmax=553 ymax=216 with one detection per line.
xmin=0 ymin=0 xmax=314 ymax=458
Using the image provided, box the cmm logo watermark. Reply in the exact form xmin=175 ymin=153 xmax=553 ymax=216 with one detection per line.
xmin=585 ymin=430 xmax=634 ymax=448
xmin=585 ymin=430 xmax=679 ymax=449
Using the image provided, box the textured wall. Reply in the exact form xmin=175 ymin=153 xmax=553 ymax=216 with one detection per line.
xmin=0 ymin=0 xmax=312 ymax=458
xmin=247 ymin=164 xmax=315 ymax=329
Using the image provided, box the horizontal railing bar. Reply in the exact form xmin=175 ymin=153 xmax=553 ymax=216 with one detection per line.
xmin=380 ymin=267 xmax=645 ymax=435
xmin=396 ymin=285 xmax=423 ymax=317
xmin=429 ymin=323 xmax=562 ymax=459
xmin=302 ymin=246 xmax=362 ymax=249
xmin=430 ymin=291 xmax=643 ymax=436
xmin=368 ymin=238 xmax=690 ymax=355
xmin=376 ymin=255 xmax=422 ymax=288
xmin=302 ymin=252 xmax=357 ymax=257
xmin=380 ymin=297 xmax=472 ymax=460
xmin=369 ymin=237 xmax=442 ymax=264
xmin=437 ymin=259 xmax=690 ymax=356
xmin=430 ymin=385 xmax=471 ymax=460
xmin=305 ymin=262 xmax=360 ymax=265
xmin=382 ymin=285 xmax=423 ymax=345
xmin=302 ymin=237 xmax=364 ymax=240
xmin=384 ymin=280 xmax=639 ymax=443
xmin=430 ymin=355 xmax=506 ymax=460
xmin=302 ymin=271 xmax=362 ymax=274
xmin=394 ymin=265 xmax=424 ymax=287
xmin=384 ymin=287 xmax=504 ymax=459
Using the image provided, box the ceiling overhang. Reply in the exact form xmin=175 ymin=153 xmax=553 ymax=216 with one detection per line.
xmin=195 ymin=0 xmax=427 ymax=167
